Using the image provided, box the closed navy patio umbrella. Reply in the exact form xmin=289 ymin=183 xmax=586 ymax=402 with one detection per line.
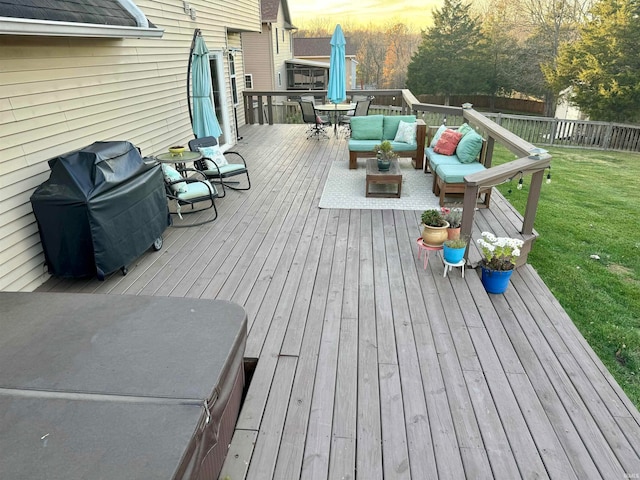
xmin=190 ymin=31 xmax=222 ymax=139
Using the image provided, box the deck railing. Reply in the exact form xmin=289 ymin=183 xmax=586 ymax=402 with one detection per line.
xmin=243 ymin=89 xmax=552 ymax=265
xmin=483 ymin=112 xmax=640 ymax=152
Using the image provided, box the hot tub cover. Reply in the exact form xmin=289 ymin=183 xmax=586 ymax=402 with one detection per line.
xmin=30 ymin=141 xmax=170 ymax=278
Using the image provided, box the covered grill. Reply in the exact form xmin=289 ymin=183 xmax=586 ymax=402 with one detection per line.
xmin=30 ymin=141 xmax=170 ymax=280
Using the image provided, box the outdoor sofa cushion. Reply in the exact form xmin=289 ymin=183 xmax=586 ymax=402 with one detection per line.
xmin=350 ymin=115 xmax=384 ymax=140
xmin=435 ymin=162 xmax=487 ymax=183
xmin=348 ymin=140 xmax=418 ymax=152
xmin=382 ymin=115 xmax=417 ymax=140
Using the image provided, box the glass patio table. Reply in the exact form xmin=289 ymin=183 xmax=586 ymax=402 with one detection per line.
xmin=314 ymin=103 xmax=356 ymax=135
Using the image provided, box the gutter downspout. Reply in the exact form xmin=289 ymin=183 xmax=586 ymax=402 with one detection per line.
xmin=116 ymin=0 xmax=149 ymax=27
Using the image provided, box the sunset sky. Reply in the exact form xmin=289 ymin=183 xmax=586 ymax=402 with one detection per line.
xmin=287 ymin=0 xmax=441 ymax=30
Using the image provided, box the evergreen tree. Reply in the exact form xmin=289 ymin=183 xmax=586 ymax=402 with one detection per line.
xmin=549 ymin=0 xmax=640 ymax=122
xmin=406 ymin=0 xmax=488 ymax=103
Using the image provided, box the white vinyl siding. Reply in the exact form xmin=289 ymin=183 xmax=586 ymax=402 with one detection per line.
xmin=0 ymin=0 xmax=260 ymax=290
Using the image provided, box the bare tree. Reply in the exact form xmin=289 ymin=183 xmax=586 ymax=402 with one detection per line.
xmin=382 ymin=23 xmax=420 ymax=88
xmin=518 ymin=0 xmax=594 ymax=114
xmin=356 ymin=24 xmax=388 ymax=88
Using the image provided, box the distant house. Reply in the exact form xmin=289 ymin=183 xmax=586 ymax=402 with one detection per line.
xmin=291 ymin=36 xmax=358 ymax=91
xmin=242 ymin=0 xmax=296 ymax=91
xmin=0 ymin=0 xmax=261 ymax=291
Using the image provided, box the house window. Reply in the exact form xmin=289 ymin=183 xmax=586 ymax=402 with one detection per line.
xmin=229 ymin=53 xmax=238 ymax=105
xmin=245 ymin=74 xmax=253 ymax=89
xmin=282 ymin=29 xmax=284 ymax=42
xmin=277 ymin=72 xmax=281 ymax=87
xmin=275 ymin=28 xmax=279 ymax=54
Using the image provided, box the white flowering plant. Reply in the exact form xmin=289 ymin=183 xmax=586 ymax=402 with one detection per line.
xmin=477 ymin=232 xmax=524 ymax=271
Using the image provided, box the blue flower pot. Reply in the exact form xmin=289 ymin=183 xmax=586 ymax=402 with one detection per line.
xmin=443 ymin=244 xmax=465 ymax=263
xmin=481 ymin=266 xmax=513 ymax=294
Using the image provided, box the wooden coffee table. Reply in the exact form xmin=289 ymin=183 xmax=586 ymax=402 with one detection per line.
xmin=365 ymin=158 xmax=402 ymax=198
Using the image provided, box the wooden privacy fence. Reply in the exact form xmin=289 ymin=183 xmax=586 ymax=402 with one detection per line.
xmin=483 ymin=113 xmax=640 ymax=152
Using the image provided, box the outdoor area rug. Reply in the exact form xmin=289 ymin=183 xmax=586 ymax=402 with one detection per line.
xmin=318 ymin=158 xmax=441 ymax=210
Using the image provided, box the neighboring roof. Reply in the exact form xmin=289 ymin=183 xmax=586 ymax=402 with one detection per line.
xmin=293 ymin=37 xmax=356 ymax=57
xmin=286 ymin=58 xmax=329 ymax=69
xmin=261 ymin=0 xmax=295 ymax=29
xmin=0 ymin=0 xmax=162 ymax=37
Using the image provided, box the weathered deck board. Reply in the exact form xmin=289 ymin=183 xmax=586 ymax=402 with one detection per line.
xmin=34 ymin=124 xmax=640 ymax=479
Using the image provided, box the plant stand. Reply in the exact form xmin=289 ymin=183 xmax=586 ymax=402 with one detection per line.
xmin=443 ymin=258 xmax=465 ymax=278
xmin=415 ymin=237 xmax=442 ymax=270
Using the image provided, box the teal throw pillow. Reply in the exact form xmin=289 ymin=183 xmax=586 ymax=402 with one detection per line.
xmin=429 ymin=124 xmax=447 ymax=147
xmin=456 ymin=131 xmax=484 ymax=163
xmin=350 ymin=115 xmax=384 ymax=140
xmin=457 ymin=123 xmax=473 ymax=137
xmin=382 ymin=115 xmax=416 ymax=140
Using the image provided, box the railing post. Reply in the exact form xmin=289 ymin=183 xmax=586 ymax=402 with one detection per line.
xmin=603 ymin=123 xmax=613 ymax=150
xmin=267 ymin=96 xmax=274 ymax=126
xmin=549 ymin=118 xmax=557 ymax=146
xmin=461 ymin=184 xmax=479 ymax=247
xmin=244 ymin=95 xmax=253 ymax=125
xmin=522 ymin=169 xmax=544 ymax=235
xmin=257 ymin=95 xmax=264 ymax=125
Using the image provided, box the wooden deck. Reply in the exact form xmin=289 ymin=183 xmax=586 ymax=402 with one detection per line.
xmin=37 ymin=124 xmax=640 ymax=479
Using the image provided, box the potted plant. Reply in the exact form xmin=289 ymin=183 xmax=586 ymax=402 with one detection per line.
xmin=441 ymin=205 xmax=462 ymax=240
xmin=420 ymin=209 xmax=449 ymax=246
xmin=374 ymin=140 xmax=398 ymax=171
xmin=443 ymin=236 xmax=468 ymax=263
xmin=476 ymin=232 xmax=525 ymax=293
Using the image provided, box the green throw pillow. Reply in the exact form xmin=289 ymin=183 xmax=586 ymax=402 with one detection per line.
xmin=350 ymin=115 xmax=384 ymax=140
xmin=457 ymin=123 xmax=473 ymax=137
xmin=456 ymin=131 xmax=484 ymax=163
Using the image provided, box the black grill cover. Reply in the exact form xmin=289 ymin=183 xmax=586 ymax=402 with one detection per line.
xmin=30 ymin=141 xmax=170 ymax=279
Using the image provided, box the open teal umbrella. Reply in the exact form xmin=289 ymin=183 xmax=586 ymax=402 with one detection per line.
xmin=190 ymin=31 xmax=222 ymax=139
xmin=327 ymin=24 xmax=346 ymax=105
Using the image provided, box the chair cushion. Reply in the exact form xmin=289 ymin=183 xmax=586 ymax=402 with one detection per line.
xmin=382 ymin=115 xmax=416 ymax=140
xmin=394 ymin=120 xmax=417 ymax=144
xmin=350 ymin=115 xmax=383 ymax=140
xmin=436 ymin=162 xmax=486 ymax=183
xmin=161 ymin=164 xmax=187 ymax=193
xmin=434 ymin=129 xmax=463 ymax=155
xmin=426 ymin=147 xmax=463 ymax=170
xmin=430 ymin=124 xmax=447 ymax=147
xmin=199 ymin=145 xmax=228 ymax=166
xmin=456 ymin=131 xmax=484 ymax=163
xmin=177 ymin=180 xmax=217 ymax=201
xmin=387 ymin=141 xmax=417 ymax=152
xmin=201 ymin=164 xmax=247 ymax=176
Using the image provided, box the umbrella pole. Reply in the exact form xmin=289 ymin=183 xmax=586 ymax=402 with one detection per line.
xmin=187 ymin=29 xmax=201 ymax=134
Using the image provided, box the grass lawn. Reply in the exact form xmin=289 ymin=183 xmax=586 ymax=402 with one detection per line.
xmin=491 ymin=145 xmax=640 ymax=407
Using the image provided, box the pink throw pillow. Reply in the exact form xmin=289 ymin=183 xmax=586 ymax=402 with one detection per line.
xmin=434 ymin=129 xmax=463 ymax=155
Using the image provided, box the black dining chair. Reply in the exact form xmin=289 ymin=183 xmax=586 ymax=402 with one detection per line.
xmin=338 ymin=99 xmax=371 ymax=136
xmin=188 ymin=136 xmax=250 ymax=198
xmin=299 ymin=100 xmax=330 ymax=140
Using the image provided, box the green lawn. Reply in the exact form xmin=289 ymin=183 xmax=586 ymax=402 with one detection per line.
xmin=491 ymin=145 xmax=640 ymax=407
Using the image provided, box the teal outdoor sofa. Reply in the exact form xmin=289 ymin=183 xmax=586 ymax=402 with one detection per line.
xmin=425 ymin=124 xmax=492 ymax=207
xmin=348 ymin=114 xmax=426 ymax=169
